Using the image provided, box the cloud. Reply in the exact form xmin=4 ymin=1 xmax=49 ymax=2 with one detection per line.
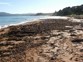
xmin=0 ymin=2 xmax=10 ymax=5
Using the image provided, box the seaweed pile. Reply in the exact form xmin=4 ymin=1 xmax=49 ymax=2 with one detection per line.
xmin=0 ymin=18 xmax=83 ymax=62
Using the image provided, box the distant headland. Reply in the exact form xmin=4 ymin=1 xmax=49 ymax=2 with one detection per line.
xmin=0 ymin=12 xmax=53 ymax=16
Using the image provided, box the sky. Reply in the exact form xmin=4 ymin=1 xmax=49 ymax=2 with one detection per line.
xmin=0 ymin=0 xmax=83 ymax=14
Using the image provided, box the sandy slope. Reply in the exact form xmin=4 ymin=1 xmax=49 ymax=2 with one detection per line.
xmin=0 ymin=18 xmax=83 ymax=62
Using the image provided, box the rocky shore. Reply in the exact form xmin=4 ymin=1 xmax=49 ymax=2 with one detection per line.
xmin=0 ymin=18 xmax=83 ymax=62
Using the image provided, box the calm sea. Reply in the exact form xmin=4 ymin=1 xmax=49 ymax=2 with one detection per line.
xmin=0 ymin=16 xmax=68 ymax=29
xmin=0 ymin=16 xmax=47 ymax=28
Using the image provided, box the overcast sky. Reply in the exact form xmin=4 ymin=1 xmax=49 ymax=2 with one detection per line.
xmin=0 ymin=0 xmax=83 ymax=14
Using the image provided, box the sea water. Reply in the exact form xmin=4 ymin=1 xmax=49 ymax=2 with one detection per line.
xmin=0 ymin=15 xmax=69 ymax=29
xmin=0 ymin=16 xmax=47 ymax=28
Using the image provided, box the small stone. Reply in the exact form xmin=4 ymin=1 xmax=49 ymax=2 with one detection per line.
xmin=80 ymin=49 xmax=83 ymax=52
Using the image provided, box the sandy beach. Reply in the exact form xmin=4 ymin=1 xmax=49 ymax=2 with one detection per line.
xmin=0 ymin=17 xmax=83 ymax=62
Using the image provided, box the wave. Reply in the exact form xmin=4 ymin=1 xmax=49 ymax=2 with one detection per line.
xmin=0 ymin=20 xmax=29 ymax=29
xmin=0 ymin=19 xmax=40 ymax=29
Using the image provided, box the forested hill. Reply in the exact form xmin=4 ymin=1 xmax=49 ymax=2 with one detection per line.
xmin=53 ymin=4 xmax=83 ymax=16
xmin=0 ymin=12 xmax=11 ymax=16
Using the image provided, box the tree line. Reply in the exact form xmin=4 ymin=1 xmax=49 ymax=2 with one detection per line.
xmin=53 ymin=4 xmax=83 ymax=16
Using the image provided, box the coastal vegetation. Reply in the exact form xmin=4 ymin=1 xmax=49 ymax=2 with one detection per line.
xmin=53 ymin=4 xmax=83 ymax=16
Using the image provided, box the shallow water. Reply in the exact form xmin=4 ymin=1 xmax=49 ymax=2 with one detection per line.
xmin=0 ymin=16 xmax=46 ymax=26
xmin=0 ymin=15 xmax=69 ymax=29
